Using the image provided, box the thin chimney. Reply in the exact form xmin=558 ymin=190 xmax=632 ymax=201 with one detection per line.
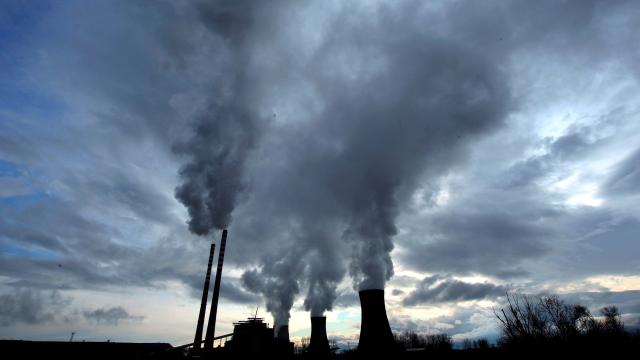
xmin=193 ymin=242 xmax=215 ymax=350
xmin=204 ymin=229 xmax=228 ymax=349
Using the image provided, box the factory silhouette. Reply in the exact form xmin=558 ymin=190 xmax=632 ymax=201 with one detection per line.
xmin=188 ymin=229 xmax=397 ymax=358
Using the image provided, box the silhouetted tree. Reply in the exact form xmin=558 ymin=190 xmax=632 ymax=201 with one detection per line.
xmin=477 ymin=338 xmax=490 ymax=349
xmin=462 ymin=338 xmax=490 ymax=350
xmin=461 ymin=339 xmax=473 ymax=350
xmin=423 ymin=334 xmax=452 ymax=351
xmin=393 ymin=331 xmax=452 ymax=351
xmin=600 ymin=306 xmax=624 ymax=334
xmin=494 ymin=292 xmax=549 ymax=344
xmin=539 ymin=295 xmax=594 ymax=340
xmin=494 ymin=291 xmax=631 ymax=350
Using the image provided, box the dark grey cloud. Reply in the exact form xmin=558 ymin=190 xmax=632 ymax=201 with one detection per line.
xmin=0 ymin=289 xmax=71 ymax=326
xmin=220 ymin=281 xmax=260 ymax=305
xmin=403 ymin=275 xmax=506 ymax=306
xmin=0 ymin=195 xmax=225 ymax=299
xmin=397 ymin=100 xmax=640 ymax=282
xmin=560 ymin=290 xmax=640 ymax=316
xmin=400 ymin=195 xmax=551 ymax=279
xmin=502 ymin=122 xmax=610 ymax=190
xmin=184 ymin=275 xmax=259 ymax=305
xmin=83 ymin=306 xmax=143 ymax=326
xmin=555 ymin=216 xmax=640 ymax=277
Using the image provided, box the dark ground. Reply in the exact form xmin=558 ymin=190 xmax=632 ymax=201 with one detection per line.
xmin=2 ymin=337 xmax=639 ymax=359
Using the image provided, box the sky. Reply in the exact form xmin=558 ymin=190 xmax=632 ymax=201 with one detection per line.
xmin=1 ymin=0 xmax=640 ymax=348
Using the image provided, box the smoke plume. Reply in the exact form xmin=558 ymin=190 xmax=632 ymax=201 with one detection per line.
xmin=174 ymin=1 xmax=264 ymax=235
xmin=237 ymin=0 xmax=510 ymax=300
xmin=174 ymin=102 xmax=257 ymax=234
xmin=241 ymin=250 xmax=304 ymax=328
xmin=176 ymin=0 xmax=511 ymax=323
xmin=303 ymin=235 xmax=345 ymax=316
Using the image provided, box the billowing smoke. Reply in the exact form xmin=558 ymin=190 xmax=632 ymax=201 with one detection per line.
xmin=241 ymin=250 xmax=305 ymax=329
xmin=310 ymin=8 xmax=511 ymax=290
xmin=238 ymin=1 xmax=510 ymax=296
xmin=176 ymin=0 xmax=511 ymax=324
xmin=303 ymin=239 xmax=345 ymax=316
xmin=174 ymin=1 xmax=265 ymax=235
xmin=304 ymin=278 xmax=337 ymax=317
xmin=174 ymin=102 xmax=257 ymax=234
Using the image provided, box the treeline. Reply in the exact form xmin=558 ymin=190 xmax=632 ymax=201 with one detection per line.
xmin=393 ymin=332 xmax=453 ymax=351
xmin=494 ymin=292 xmax=636 ymax=350
xmin=394 ymin=332 xmax=491 ymax=351
xmin=340 ymin=292 xmax=639 ymax=359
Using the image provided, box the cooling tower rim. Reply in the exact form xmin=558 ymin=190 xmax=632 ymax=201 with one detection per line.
xmin=358 ymin=288 xmax=385 ymax=296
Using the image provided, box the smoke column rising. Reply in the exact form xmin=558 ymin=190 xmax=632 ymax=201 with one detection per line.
xmin=174 ymin=1 xmax=265 ymax=235
xmin=241 ymin=1 xmax=512 ymax=293
xmin=175 ymin=0 xmax=512 ymax=324
xmin=241 ymin=250 xmax=305 ymax=329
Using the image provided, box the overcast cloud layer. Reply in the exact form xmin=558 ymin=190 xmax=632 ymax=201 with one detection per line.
xmin=1 ymin=0 xmax=640 ymax=344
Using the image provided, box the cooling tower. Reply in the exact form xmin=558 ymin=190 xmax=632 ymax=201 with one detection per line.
xmin=193 ymin=242 xmax=216 ymax=350
xmin=276 ymin=324 xmax=290 ymax=343
xmin=357 ymin=289 xmax=396 ymax=354
xmin=308 ymin=316 xmax=330 ymax=356
xmin=204 ymin=229 xmax=228 ymax=349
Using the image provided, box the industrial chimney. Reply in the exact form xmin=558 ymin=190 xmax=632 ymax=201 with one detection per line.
xmin=193 ymin=242 xmax=216 ymax=350
xmin=308 ymin=316 xmax=330 ymax=356
xmin=204 ymin=229 xmax=228 ymax=349
xmin=357 ymin=289 xmax=396 ymax=354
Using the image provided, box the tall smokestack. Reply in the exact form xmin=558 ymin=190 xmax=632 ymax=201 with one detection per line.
xmin=204 ymin=229 xmax=228 ymax=349
xmin=357 ymin=289 xmax=396 ymax=354
xmin=193 ymin=242 xmax=216 ymax=350
xmin=309 ymin=316 xmax=330 ymax=356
